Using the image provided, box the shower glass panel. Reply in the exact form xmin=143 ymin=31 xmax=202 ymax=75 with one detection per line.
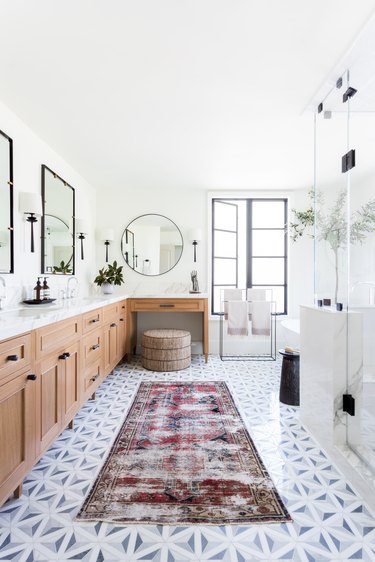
xmin=315 ymin=63 xmax=375 ymax=474
xmin=346 ymin=78 xmax=375 ymax=471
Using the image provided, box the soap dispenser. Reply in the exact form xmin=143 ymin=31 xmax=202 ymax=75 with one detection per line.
xmin=34 ymin=277 xmax=42 ymax=301
xmin=42 ymin=277 xmax=50 ymax=300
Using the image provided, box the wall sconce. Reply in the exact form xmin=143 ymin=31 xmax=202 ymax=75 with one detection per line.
xmin=99 ymin=228 xmax=114 ymax=262
xmin=76 ymin=219 xmax=88 ymax=260
xmin=189 ymin=228 xmax=202 ymax=262
xmin=19 ymin=192 xmax=43 ymax=253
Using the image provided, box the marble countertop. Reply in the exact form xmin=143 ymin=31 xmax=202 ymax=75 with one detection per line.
xmin=0 ymin=292 xmax=209 ymax=341
xmin=0 ymin=294 xmax=130 ymax=341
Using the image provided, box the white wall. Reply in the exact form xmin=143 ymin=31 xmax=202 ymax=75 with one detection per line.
xmin=0 ymin=95 xmax=315 ymax=350
xmin=0 ymin=99 xmax=97 ymax=307
xmin=95 ymin=185 xmax=207 ymax=295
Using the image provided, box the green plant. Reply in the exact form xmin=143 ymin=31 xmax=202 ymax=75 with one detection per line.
xmin=53 ymin=260 xmax=72 ymax=274
xmin=290 ymin=189 xmax=375 ymax=302
xmin=94 ymin=260 xmax=124 ymax=286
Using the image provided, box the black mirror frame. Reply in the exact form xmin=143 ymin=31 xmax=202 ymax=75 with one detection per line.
xmin=41 ymin=165 xmax=75 ymax=275
xmin=121 ymin=213 xmax=184 ymax=276
xmin=0 ymin=129 xmax=14 ymax=274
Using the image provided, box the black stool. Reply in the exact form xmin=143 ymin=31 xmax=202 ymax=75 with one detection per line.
xmin=279 ymin=349 xmax=300 ymax=406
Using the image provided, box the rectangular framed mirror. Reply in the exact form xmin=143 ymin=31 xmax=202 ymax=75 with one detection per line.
xmin=41 ymin=165 xmax=75 ymax=275
xmin=0 ymin=129 xmax=14 ymax=274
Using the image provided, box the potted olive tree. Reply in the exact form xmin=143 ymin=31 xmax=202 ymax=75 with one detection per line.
xmin=290 ymin=189 xmax=375 ymax=303
xmin=94 ymin=261 xmax=124 ymax=294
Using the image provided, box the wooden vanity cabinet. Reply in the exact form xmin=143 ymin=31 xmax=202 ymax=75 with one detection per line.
xmin=0 ymin=334 xmax=37 ymax=506
xmin=0 ymin=299 xmax=130 ymax=506
xmin=34 ymin=317 xmax=82 ymax=456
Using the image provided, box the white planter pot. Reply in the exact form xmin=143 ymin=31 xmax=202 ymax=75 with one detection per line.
xmin=102 ymin=282 xmax=114 ymax=294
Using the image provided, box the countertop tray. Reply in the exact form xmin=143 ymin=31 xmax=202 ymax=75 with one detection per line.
xmin=23 ymin=299 xmax=56 ymax=305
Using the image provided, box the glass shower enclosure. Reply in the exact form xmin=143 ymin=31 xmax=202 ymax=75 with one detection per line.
xmin=314 ymin=63 xmax=375 ymax=474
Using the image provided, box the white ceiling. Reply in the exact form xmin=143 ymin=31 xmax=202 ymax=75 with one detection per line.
xmin=0 ymin=0 xmax=375 ymax=192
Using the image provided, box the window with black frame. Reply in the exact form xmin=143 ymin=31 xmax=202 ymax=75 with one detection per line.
xmin=211 ymin=198 xmax=287 ymax=315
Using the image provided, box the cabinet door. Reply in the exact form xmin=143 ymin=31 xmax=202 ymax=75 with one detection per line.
xmin=61 ymin=342 xmax=81 ymax=428
xmin=0 ymin=371 xmax=36 ymax=506
xmin=103 ymin=322 xmax=119 ymax=375
xmin=35 ymin=353 xmax=63 ymax=456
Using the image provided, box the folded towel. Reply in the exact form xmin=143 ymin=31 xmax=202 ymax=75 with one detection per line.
xmin=251 ymin=300 xmax=271 ymax=335
xmin=227 ymin=300 xmax=249 ymax=336
xmin=247 ymin=288 xmax=267 ymax=302
xmin=223 ymin=288 xmax=243 ymax=317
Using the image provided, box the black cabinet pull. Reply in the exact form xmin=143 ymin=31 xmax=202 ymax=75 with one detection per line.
xmin=90 ymin=318 xmax=99 ymax=323
xmin=59 ymin=352 xmax=70 ymax=360
xmin=64 ymin=352 xmax=71 ymax=358
xmin=159 ymin=304 xmax=175 ymax=308
xmin=91 ymin=344 xmax=100 ymax=350
xmin=7 ymin=354 xmax=19 ymax=361
xmin=110 ymin=322 xmax=117 ymax=327
xmin=119 ymin=318 xmax=124 ymax=322
xmin=27 ymin=374 xmax=37 ymax=381
xmin=90 ymin=373 xmax=99 ymax=382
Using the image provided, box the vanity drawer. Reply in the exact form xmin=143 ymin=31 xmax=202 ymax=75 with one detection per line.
xmin=34 ymin=316 xmax=82 ymax=360
xmin=82 ymin=359 xmax=103 ymax=398
xmin=0 ymin=333 xmax=32 ymax=384
xmin=130 ymin=298 xmax=205 ymax=312
xmin=82 ymin=329 xmax=103 ymax=366
xmin=82 ymin=309 xmax=102 ymax=334
xmin=103 ymin=303 xmax=120 ymax=323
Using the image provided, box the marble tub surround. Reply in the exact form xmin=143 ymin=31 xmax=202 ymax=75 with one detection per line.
xmin=300 ymin=305 xmax=363 ymax=448
xmin=0 ymin=294 xmax=130 ymax=340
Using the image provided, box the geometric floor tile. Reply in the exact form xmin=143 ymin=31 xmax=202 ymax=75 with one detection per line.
xmin=1 ymin=355 xmax=375 ymax=561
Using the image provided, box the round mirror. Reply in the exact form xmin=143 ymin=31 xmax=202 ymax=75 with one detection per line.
xmin=121 ymin=214 xmax=183 ymax=276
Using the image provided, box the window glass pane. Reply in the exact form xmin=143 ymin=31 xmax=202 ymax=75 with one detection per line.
xmin=254 ymin=285 xmax=285 ymax=314
xmin=214 ymin=200 xmax=237 ymax=231
xmin=252 ymin=258 xmax=284 ymax=284
xmin=214 ymin=258 xmax=237 ymax=285
xmin=252 ymin=201 xmax=285 ymax=228
xmin=252 ymin=230 xmax=285 ymax=256
xmin=214 ymin=231 xmax=236 ymax=258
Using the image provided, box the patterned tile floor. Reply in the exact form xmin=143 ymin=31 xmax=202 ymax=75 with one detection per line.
xmin=1 ymin=356 xmax=375 ymax=562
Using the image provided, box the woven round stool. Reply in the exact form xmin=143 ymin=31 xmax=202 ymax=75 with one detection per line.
xmin=141 ymin=329 xmax=191 ymax=371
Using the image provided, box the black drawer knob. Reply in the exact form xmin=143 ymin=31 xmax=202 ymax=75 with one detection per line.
xmin=91 ymin=344 xmax=100 ymax=350
xmin=110 ymin=322 xmax=117 ymax=327
xmin=58 ymin=352 xmax=70 ymax=360
xmin=27 ymin=374 xmax=37 ymax=381
xmin=90 ymin=373 xmax=99 ymax=382
xmin=7 ymin=354 xmax=19 ymax=361
xmin=119 ymin=318 xmax=124 ymax=322
xmin=91 ymin=318 xmax=99 ymax=323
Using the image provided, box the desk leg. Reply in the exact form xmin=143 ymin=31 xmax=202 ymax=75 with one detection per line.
xmin=127 ymin=309 xmax=137 ymax=359
xmin=203 ymin=303 xmax=208 ymax=362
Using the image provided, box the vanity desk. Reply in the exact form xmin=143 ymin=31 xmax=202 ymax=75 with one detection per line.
xmin=127 ymin=295 xmax=209 ymax=362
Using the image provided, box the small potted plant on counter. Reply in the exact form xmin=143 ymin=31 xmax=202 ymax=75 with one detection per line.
xmin=94 ymin=260 xmax=124 ymax=294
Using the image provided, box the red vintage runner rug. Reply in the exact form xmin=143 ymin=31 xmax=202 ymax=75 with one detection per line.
xmin=76 ymin=382 xmax=291 ymax=525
